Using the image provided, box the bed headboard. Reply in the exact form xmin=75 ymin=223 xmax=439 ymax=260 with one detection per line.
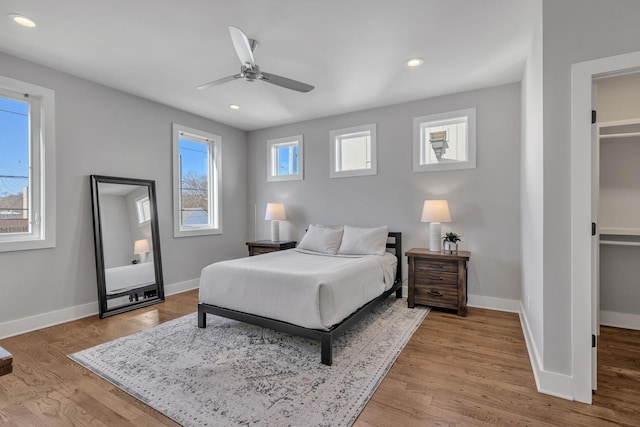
xmin=386 ymin=232 xmax=402 ymax=284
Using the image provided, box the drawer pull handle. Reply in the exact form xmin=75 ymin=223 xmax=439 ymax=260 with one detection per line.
xmin=428 ymin=276 xmax=443 ymax=281
xmin=428 ymin=264 xmax=444 ymax=269
xmin=427 ymin=290 xmax=443 ymax=297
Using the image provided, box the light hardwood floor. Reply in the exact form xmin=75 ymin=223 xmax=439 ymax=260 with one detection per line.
xmin=0 ymin=290 xmax=638 ymax=426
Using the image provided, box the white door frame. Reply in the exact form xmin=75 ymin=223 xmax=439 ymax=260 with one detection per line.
xmin=571 ymin=50 xmax=640 ymax=404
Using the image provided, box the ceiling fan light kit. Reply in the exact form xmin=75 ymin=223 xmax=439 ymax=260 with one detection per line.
xmin=198 ymin=26 xmax=314 ymax=93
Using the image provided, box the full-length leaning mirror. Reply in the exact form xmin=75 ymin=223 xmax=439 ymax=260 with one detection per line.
xmin=90 ymin=175 xmax=165 ymax=318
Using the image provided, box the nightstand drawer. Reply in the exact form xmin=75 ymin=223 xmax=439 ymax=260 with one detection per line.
xmin=252 ymin=247 xmax=274 ymax=256
xmin=415 ymin=270 xmax=458 ymax=286
xmin=414 ymin=283 xmax=458 ymax=308
xmin=415 ymin=258 xmax=458 ymax=273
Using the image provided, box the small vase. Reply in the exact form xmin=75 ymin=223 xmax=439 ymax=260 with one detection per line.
xmin=444 ymin=241 xmax=458 ymax=254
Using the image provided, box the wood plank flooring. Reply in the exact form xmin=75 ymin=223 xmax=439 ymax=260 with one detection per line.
xmin=0 ymin=290 xmax=638 ymax=426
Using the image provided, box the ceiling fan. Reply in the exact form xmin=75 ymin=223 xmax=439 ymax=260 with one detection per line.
xmin=197 ymin=26 xmax=315 ymax=93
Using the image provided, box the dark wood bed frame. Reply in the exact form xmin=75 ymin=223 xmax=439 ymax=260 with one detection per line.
xmin=197 ymin=232 xmax=403 ymax=365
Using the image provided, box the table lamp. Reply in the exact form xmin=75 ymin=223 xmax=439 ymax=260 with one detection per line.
xmin=265 ymin=203 xmax=286 ymax=242
xmin=421 ymin=200 xmax=451 ymax=251
xmin=134 ymin=238 xmax=150 ymax=263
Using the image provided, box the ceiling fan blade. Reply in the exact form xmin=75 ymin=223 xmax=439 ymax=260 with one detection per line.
xmin=259 ymin=72 xmax=315 ymax=93
xmin=229 ymin=26 xmax=255 ymax=67
xmin=196 ymin=74 xmax=242 ymax=90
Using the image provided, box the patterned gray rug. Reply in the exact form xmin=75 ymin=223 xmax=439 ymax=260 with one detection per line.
xmin=69 ymin=297 xmax=428 ymax=427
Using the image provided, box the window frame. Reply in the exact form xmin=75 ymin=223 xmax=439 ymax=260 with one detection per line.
xmin=172 ymin=123 xmax=222 ymax=238
xmin=412 ymin=108 xmax=477 ymax=172
xmin=0 ymin=75 xmax=56 ymax=252
xmin=329 ymin=123 xmax=377 ymax=178
xmin=267 ymin=135 xmax=304 ymax=182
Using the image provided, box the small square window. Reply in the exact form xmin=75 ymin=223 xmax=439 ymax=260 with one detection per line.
xmin=330 ymin=123 xmax=377 ymax=178
xmin=413 ymin=108 xmax=476 ymax=172
xmin=267 ymin=135 xmax=303 ymax=182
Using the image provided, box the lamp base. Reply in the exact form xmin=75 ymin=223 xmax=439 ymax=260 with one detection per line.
xmin=429 ymin=222 xmax=442 ymax=252
xmin=271 ymin=220 xmax=280 ymax=242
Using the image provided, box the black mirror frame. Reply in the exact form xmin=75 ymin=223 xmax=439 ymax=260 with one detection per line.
xmin=90 ymin=175 xmax=165 ymax=318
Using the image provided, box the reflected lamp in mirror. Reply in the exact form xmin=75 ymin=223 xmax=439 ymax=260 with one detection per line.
xmin=265 ymin=203 xmax=286 ymax=242
xmin=134 ymin=239 xmax=150 ymax=263
xmin=421 ymin=200 xmax=451 ymax=252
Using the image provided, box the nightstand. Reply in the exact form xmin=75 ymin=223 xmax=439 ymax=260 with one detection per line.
xmin=406 ymin=248 xmax=470 ymax=316
xmin=246 ymin=240 xmax=297 ymax=256
xmin=0 ymin=346 xmax=12 ymax=376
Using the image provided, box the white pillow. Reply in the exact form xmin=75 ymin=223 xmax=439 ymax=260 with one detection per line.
xmin=337 ymin=225 xmax=388 ymax=255
xmin=297 ymin=224 xmax=344 ymax=255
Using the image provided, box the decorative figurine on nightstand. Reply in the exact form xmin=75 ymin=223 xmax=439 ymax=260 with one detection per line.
xmin=442 ymin=232 xmax=461 ymax=254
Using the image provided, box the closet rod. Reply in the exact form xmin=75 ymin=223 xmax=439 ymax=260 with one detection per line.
xmin=600 ymin=131 xmax=640 ymax=139
xmin=600 ymin=240 xmax=640 ymax=247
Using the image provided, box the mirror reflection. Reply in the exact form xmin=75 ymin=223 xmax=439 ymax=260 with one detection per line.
xmin=90 ymin=175 xmax=164 ymax=317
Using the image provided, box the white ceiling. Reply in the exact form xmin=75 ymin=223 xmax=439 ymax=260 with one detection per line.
xmin=0 ymin=0 xmax=537 ymax=131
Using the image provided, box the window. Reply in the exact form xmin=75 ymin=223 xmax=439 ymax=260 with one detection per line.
xmin=135 ymin=195 xmax=151 ymax=224
xmin=267 ymin=135 xmax=303 ymax=182
xmin=413 ymin=108 xmax=476 ymax=172
xmin=330 ymin=123 xmax=377 ymax=178
xmin=0 ymin=75 xmax=55 ymax=252
xmin=172 ymin=123 xmax=221 ymax=237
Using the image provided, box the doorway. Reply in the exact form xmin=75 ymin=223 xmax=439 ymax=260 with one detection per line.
xmin=571 ymin=50 xmax=640 ymax=404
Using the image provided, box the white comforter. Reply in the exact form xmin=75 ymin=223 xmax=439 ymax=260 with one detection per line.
xmin=105 ymin=262 xmax=155 ymax=295
xmin=199 ymin=249 xmax=397 ymax=330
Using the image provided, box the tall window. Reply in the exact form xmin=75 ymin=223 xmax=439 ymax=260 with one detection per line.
xmin=0 ymin=76 xmax=55 ymax=252
xmin=172 ymin=124 xmax=221 ymax=237
xmin=330 ymin=123 xmax=377 ymax=178
xmin=135 ymin=195 xmax=151 ymax=224
xmin=267 ymin=135 xmax=303 ymax=182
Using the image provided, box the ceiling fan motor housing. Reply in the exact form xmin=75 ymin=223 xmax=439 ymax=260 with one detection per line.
xmin=241 ymin=64 xmax=261 ymax=81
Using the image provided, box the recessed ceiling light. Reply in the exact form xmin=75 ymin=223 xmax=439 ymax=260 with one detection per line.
xmin=8 ymin=13 xmax=37 ymax=28
xmin=406 ymin=57 xmax=424 ymax=67
xmin=229 ymin=104 xmax=240 ymax=110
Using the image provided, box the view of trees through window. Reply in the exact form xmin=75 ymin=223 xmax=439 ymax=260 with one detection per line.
xmin=0 ymin=96 xmax=29 ymax=235
xmin=178 ymin=138 xmax=209 ymax=227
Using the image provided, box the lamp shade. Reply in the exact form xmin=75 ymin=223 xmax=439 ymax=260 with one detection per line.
xmin=421 ymin=200 xmax=451 ymax=223
xmin=265 ymin=203 xmax=286 ymax=221
xmin=133 ymin=239 xmax=150 ymax=255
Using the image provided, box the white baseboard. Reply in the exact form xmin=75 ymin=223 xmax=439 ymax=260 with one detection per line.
xmin=467 ymin=294 xmax=521 ymax=313
xmin=165 ymin=278 xmax=199 ymax=296
xmin=519 ymin=302 xmax=574 ymax=400
xmin=0 ymin=279 xmax=200 ymax=340
xmin=600 ymin=310 xmax=640 ymax=330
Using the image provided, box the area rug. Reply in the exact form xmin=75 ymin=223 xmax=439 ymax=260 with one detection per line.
xmin=69 ymin=297 xmax=428 ymax=427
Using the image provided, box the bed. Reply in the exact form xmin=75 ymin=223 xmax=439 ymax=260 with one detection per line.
xmin=105 ymin=262 xmax=156 ymax=300
xmin=197 ymin=226 xmax=402 ymax=365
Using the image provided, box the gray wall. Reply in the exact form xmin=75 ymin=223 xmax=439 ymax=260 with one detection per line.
xmin=100 ymin=194 xmax=134 ymax=268
xmin=540 ymin=0 xmax=640 ymax=373
xmin=520 ymin=0 xmax=544 ymax=356
xmin=247 ymin=83 xmax=522 ymax=302
xmin=597 ymin=73 xmax=640 ymax=316
xmin=0 ymin=52 xmax=248 ymax=326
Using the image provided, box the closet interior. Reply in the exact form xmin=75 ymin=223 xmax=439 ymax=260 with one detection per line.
xmin=598 ymin=72 xmax=640 ymax=331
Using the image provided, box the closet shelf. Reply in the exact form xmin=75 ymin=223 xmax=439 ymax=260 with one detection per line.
xmin=600 ymin=227 xmax=640 ymax=236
